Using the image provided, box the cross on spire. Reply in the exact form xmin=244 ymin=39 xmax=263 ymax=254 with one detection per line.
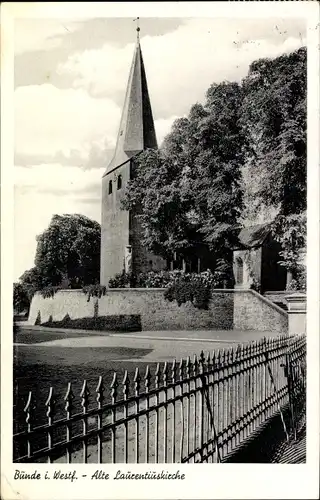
xmin=133 ymin=17 xmax=140 ymax=40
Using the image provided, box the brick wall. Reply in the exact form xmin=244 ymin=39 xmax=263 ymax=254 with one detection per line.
xmin=28 ymin=289 xmax=234 ymax=331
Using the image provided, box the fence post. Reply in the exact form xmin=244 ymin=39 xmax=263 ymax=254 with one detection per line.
xmin=144 ymin=365 xmax=151 ymax=463
xmin=154 ymin=363 xmax=160 ymax=463
xmin=110 ymin=373 xmax=118 ymax=463
xmin=179 ymin=358 xmax=184 ymax=463
xmin=162 ymin=362 xmax=168 ymax=463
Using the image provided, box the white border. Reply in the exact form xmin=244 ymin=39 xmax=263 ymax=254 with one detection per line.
xmin=1 ymin=2 xmax=319 ymax=499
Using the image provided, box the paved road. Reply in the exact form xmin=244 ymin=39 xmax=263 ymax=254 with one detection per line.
xmin=15 ymin=325 xmax=276 ymax=362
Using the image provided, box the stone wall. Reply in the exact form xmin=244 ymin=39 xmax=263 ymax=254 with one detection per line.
xmin=233 ymin=289 xmax=288 ymax=334
xmin=28 ymin=289 xmax=234 ymax=331
xmin=28 ymin=288 xmax=288 ymax=334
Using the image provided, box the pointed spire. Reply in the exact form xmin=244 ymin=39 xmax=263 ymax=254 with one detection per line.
xmin=103 ymin=23 xmax=157 ymax=176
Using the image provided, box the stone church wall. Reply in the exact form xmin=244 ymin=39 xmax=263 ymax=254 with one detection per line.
xmin=100 ymin=163 xmax=131 ymax=287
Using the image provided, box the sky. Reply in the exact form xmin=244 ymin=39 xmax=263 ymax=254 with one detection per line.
xmin=14 ymin=16 xmax=306 ymax=280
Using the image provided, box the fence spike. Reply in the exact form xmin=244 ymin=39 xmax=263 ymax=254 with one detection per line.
xmin=235 ymin=344 xmax=241 ymax=360
xmin=96 ymin=376 xmax=104 ymax=405
xmin=229 ymin=346 xmax=234 ymax=363
xmin=163 ymin=362 xmax=168 ymax=386
xmin=134 ymin=367 xmax=141 ymax=395
xmin=193 ymin=354 xmax=198 ymax=375
xmin=171 ymin=359 xmax=176 ymax=383
xmin=211 ymin=350 xmax=216 ymax=365
xmin=144 ymin=365 xmax=151 ymax=392
xmin=80 ymin=380 xmax=90 ymax=410
xmin=45 ymin=387 xmax=55 ymax=419
xmin=186 ymin=356 xmax=191 ymax=377
xmin=110 ymin=372 xmax=118 ymax=402
xmin=24 ymin=391 xmax=34 ymax=427
xmin=179 ymin=358 xmax=184 ymax=380
xmin=122 ymin=370 xmax=130 ymax=399
xmin=200 ymin=349 xmax=205 ymax=363
xmin=216 ymin=349 xmax=221 ymax=367
xmin=64 ymin=382 xmax=74 ymax=412
xmin=155 ymin=363 xmax=160 ymax=389
xmin=221 ymin=349 xmax=226 ymax=366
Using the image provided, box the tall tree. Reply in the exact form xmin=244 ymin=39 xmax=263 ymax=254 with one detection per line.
xmin=123 ymin=82 xmax=244 ymax=267
xmin=193 ymin=81 xmax=244 ymax=252
xmin=21 ymin=214 xmax=101 ymax=291
xmin=240 ymin=47 xmax=307 ymax=273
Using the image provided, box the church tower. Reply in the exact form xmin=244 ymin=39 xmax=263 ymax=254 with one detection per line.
xmin=100 ymin=25 xmax=166 ymax=286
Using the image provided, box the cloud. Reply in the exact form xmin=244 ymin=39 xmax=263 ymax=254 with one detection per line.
xmin=14 ymin=18 xmax=84 ymax=55
xmin=14 ymin=163 xmax=104 ymax=194
xmin=57 ymin=18 xmax=306 ymax=119
xmin=15 ymin=82 xmax=177 ymax=167
xmin=14 ymin=164 xmax=104 ymax=279
xmin=15 ymin=84 xmax=120 ymax=161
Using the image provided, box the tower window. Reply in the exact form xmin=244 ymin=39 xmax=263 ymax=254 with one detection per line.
xmin=108 ymin=180 xmax=112 ymax=194
xmin=117 ymin=175 xmax=122 ymax=190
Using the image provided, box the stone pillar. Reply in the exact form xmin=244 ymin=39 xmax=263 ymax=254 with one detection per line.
xmin=286 ymin=293 xmax=306 ymax=335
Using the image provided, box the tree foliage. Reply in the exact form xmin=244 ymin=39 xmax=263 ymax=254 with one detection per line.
xmin=20 ymin=214 xmax=101 ymax=293
xmin=123 ymin=47 xmax=306 ymax=275
xmin=13 ymin=283 xmax=30 ymax=313
xmin=122 ymin=82 xmax=244 ymax=265
xmin=240 ymin=48 xmax=306 ymax=274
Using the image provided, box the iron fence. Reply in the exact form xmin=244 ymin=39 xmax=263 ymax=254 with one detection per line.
xmin=13 ymin=334 xmax=306 ymax=464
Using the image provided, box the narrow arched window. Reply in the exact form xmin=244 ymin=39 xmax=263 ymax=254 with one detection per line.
xmin=117 ymin=175 xmax=122 ymax=190
xmin=236 ymin=257 xmax=243 ymax=284
xmin=108 ymin=180 xmax=112 ymax=194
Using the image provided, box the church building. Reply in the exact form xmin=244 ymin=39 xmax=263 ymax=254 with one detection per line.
xmin=100 ymin=27 xmax=166 ymax=286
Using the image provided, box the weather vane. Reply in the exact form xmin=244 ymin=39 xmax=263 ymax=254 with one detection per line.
xmin=133 ymin=17 xmax=140 ymax=40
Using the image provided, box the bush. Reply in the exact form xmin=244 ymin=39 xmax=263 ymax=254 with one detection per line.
xmin=108 ymin=271 xmax=132 ymax=288
xmin=39 ymin=286 xmax=64 ymax=299
xmin=108 ymin=269 xmax=219 ymax=309
xmin=286 ymin=266 xmax=306 ymax=292
xmin=164 ymin=274 xmax=212 ymax=309
xmin=108 ymin=269 xmax=221 ymax=290
xmin=41 ymin=315 xmax=141 ymax=332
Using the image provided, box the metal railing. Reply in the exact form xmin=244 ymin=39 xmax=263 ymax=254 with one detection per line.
xmin=13 ymin=334 xmax=306 ymax=463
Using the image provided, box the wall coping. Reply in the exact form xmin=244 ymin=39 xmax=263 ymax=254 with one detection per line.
xmin=285 ymin=293 xmax=307 ymax=303
xmin=248 ymin=289 xmax=288 ymax=317
xmin=35 ymin=288 xmax=239 ymax=295
xmin=265 ymin=290 xmax=305 ymax=296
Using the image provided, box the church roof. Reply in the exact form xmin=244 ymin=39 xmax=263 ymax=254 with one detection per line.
xmin=103 ymin=37 xmax=158 ymax=176
xmin=235 ymin=222 xmax=272 ymax=249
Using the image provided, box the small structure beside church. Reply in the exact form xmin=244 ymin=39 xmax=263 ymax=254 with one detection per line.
xmin=233 ymin=222 xmax=288 ymax=294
